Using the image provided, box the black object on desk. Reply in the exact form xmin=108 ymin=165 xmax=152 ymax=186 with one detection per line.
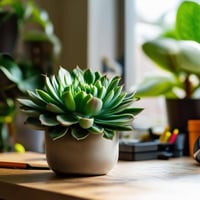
xmin=119 ymin=140 xmax=158 ymax=161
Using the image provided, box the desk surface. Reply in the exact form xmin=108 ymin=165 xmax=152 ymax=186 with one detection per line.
xmin=0 ymin=152 xmax=199 ymax=200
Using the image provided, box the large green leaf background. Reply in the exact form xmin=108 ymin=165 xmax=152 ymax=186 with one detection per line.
xmin=176 ymin=1 xmax=200 ymax=42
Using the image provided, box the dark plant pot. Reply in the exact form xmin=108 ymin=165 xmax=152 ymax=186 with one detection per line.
xmin=0 ymin=12 xmax=18 ymax=54
xmin=166 ymin=98 xmax=200 ymax=155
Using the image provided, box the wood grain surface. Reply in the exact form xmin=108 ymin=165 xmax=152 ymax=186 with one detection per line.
xmin=0 ymin=152 xmax=199 ymax=200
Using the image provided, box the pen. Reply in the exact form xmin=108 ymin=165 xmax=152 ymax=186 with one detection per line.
xmin=160 ymin=131 xmax=171 ymax=143
xmin=0 ymin=161 xmax=49 ymax=169
xmin=168 ymin=129 xmax=179 ymax=144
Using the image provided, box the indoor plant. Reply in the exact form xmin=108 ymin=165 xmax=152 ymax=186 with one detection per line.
xmin=0 ymin=53 xmax=43 ymax=152
xmin=135 ymin=1 xmax=200 ymax=155
xmin=18 ymin=66 xmax=143 ymax=175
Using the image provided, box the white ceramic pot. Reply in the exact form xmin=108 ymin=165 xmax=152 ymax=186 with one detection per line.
xmin=45 ymin=132 xmax=119 ymax=175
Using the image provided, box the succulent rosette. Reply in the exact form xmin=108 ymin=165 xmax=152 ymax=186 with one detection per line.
xmin=18 ymin=67 xmax=143 ymax=140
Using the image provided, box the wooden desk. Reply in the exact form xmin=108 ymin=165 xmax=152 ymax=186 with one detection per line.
xmin=0 ymin=152 xmax=199 ymax=200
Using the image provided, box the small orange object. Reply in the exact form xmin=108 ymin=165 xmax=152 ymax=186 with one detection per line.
xmin=188 ymin=120 xmax=200 ymax=157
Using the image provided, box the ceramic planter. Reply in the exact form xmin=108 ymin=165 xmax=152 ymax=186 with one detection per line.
xmin=45 ymin=132 xmax=119 ymax=175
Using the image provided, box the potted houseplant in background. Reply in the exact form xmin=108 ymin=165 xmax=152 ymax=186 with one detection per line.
xmin=135 ymin=1 xmax=200 ymax=155
xmin=18 ymin=67 xmax=143 ymax=175
xmin=0 ymin=0 xmax=24 ymax=54
xmin=0 ymin=53 xmax=43 ymax=152
xmin=0 ymin=0 xmax=61 ymax=152
xmin=20 ymin=0 xmax=61 ymax=74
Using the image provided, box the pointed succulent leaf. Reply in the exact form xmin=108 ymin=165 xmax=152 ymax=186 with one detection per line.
xmin=99 ymin=75 xmax=109 ymax=88
xmin=90 ymin=85 xmax=98 ymax=97
xmin=58 ymin=66 xmax=72 ymax=86
xmin=118 ymin=107 xmax=144 ymax=116
xmin=27 ymin=90 xmax=46 ymax=107
xmin=20 ymin=107 xmax=40 ymax=117
xmin=107 ymin=87 xmax=125 ymax=108
xmin=46 ymin=103 xmax=64 ymax=113
xmin=71 ymin=126 xmax=89 ymax=140
xmin=82 ymin=92 xmax=92 ymax=104
xmin=84 ymin=68 xmax=95 ymax=84
xmin=79 ymin=117 xmax=94 ymax=129
xmin=36 ymin=89 xmax=57 ymax=104
xmin=62 ymin=90 xmax=76 ymax=111
xmin=88 ymin=124 xmax=104 ymax=134
xmin=45 ymin=76 xmax=61 ymax=102
xmin=103 ymin=129 xmax=115 ymax=139
xmin=50 ymin=75 xmax=60 ymax=94
xmin=84 ymin=96 xmax=103 ymax=116
xmin=56 ymin=114 xmax=78 ymax=126
xmin=109 ymin=101 xmax=135 ymax=115
xmin=107 ymin=76 xmax=121 ymax=93
xmin=94 ymin=79 xmax=102 ymax=90
xmin=103 ymin=89 xmax=114 ymax=107
xmin=99 ymin=113 xmax=134 ymax=120
xmin=39 ymin=114 xmax=59 ymax=126
xmin=94 ymin=71 xmax=101 ymax=81
xmin=74 ymin=91 xmax=87 ymax=112
xmin=97 ymin=86 xmax=106 ymax=99
xmin=72 ymin=67 xmax=84 ymax=83
xmin=48 ymin=126 xmax=69 ymax=140
xmin=100 ymin=124 xmax=133 ymax=131
xmin=95 ymin=117 xmax=133 ymax=126
xmin=17 ymin=98 xmax=42 ymax=110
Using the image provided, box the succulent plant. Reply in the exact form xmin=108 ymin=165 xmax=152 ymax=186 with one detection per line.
xmin=18 ymin=67 xmax=143 ymax=141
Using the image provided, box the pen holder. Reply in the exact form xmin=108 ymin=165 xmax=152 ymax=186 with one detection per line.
xmin=188 ymin=120 xmax=200 ymax=157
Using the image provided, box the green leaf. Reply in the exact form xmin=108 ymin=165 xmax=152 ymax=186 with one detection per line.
xmin=74 ymin=91 xmax=87 ymax=112
xmin=58 ymin=66 xmax=72 ymax=86
xmin=36 ymin=89 xmax=57 ymax=104
xmin=71 ymin=126 xmax=89 ymax=140
xmin=17 ymin=98 xmax=42 ymax=110
xmin=39 ymin=114 xmax=59 ymax=126
xmin=97 ymin=86 xmax=106 ymax=99
xmin=107 ymin=76 xmax=121 ymax=93
xmin=46 ymin=103 xmax=64 ymax=113
xmin=79 ymin=117 xmax=94 ymax=129
xmin=84 ymin=68 xmax=95 ymax=84
xmin=20 ymin=107 xmax=40 ymax=117
xmin=84 ymin=96 xmax=103 ymax=116
xmin=0 ymin=54 xmax=23 ymax=83
xmin=45 ymin=76 xmax=61 ymax=102
xmin=56 ymin=114 xmax=78 ymax=126
xmin=103 ymin=129 xmax=115 ymax=139
xmin=176 ymin=41 xmax=200 ymax=75
xmin=103 ymin=89 xmax=114 ymax=107
xmin=48 ymin=126 xmax=69 ymax=140
xmin=95 ymin=116 xmax=133 ymax=126
xmin=135 ymin=74 xmax=176 ymax=97
xmin=176 ymin=1 xmax=200 ymax=42
xmin=88 ymin=124 xmax=104 ymax=134
xmin=27 ymin=90 xmax=46 ymax=107
xmin=142 ymin=38 xmax=180 ymax=73
xmin=62 ymin=90 xmax=76 ymax=111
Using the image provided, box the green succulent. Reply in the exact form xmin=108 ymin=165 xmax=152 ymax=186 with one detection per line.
xmin=18 ymin=67 xmax=143 ymax=141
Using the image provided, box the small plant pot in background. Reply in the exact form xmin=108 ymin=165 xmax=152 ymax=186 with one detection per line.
xmin=166 ymin=99 xmax=200 ymax=155
xmin=188 ymin=120 xmax=200 ymax=157
xmin=45 ymin=132 xmax=119 ymax=176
